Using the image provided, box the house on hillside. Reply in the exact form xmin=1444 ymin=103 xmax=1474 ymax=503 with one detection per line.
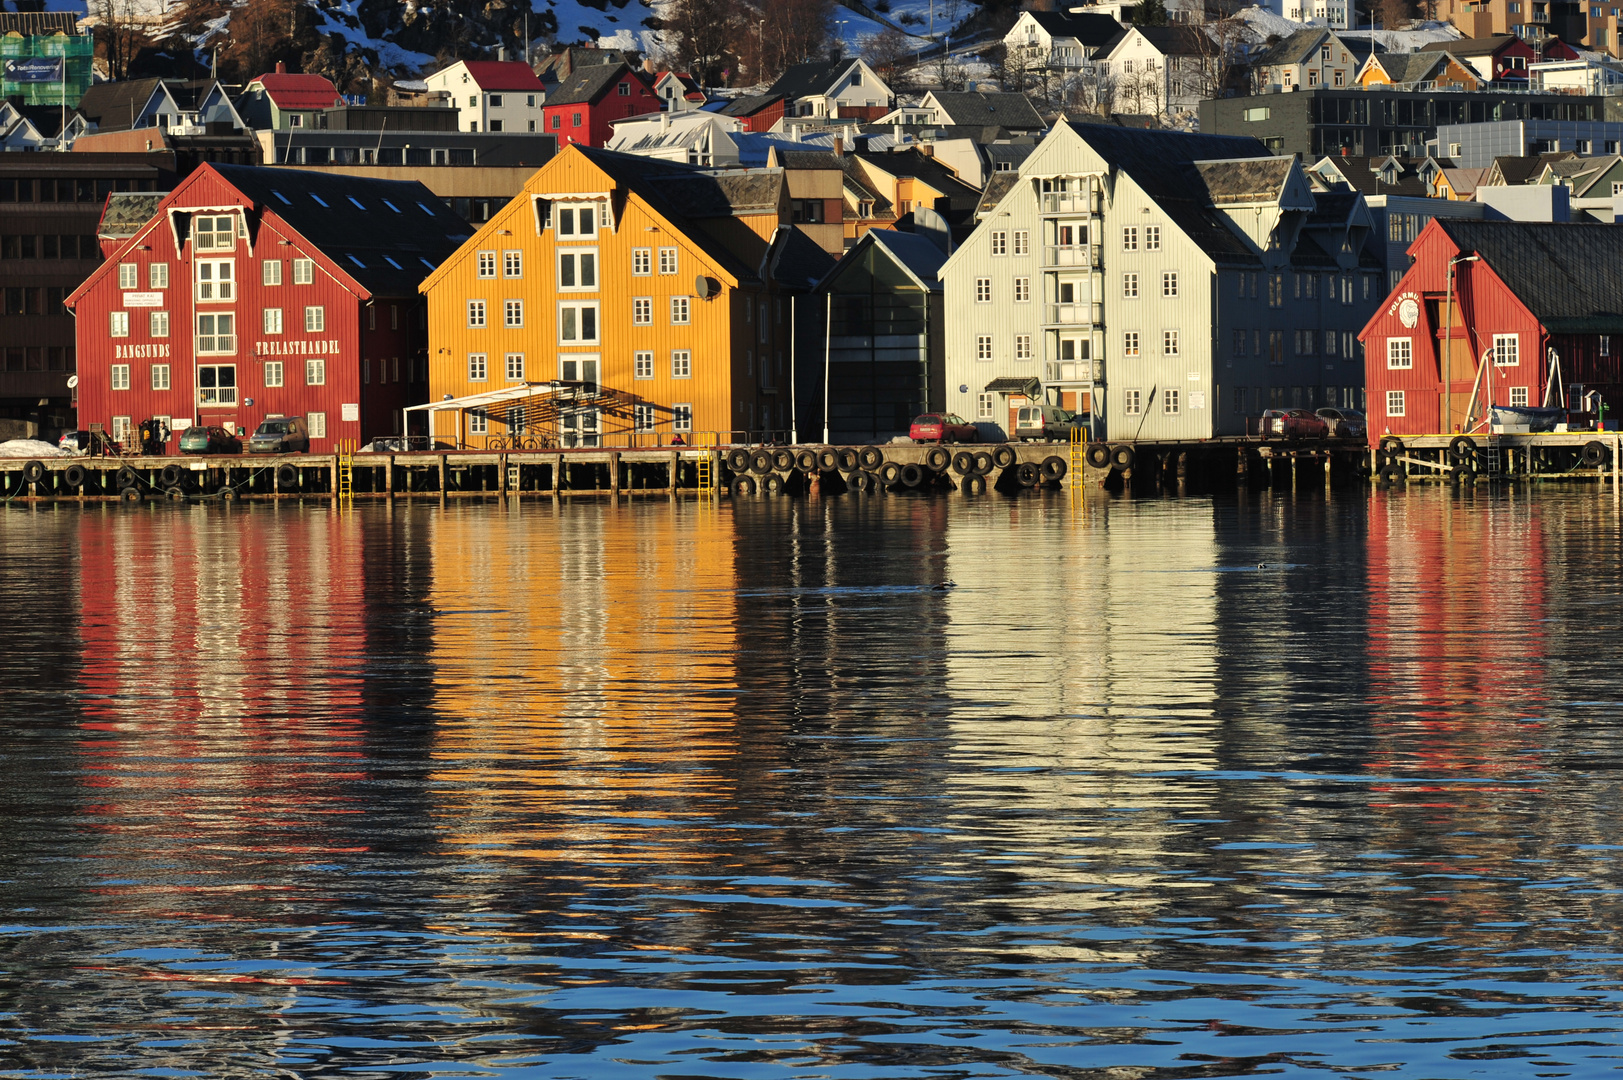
xmin=1003 ymin=9 xmax=1126 ymax=71
xmin=767 ymin=58 xmax=891 ymax=121
xmin=66 ymin=164 xmax=470 ymax=453
xmin=1253 ymin=29 xmax=1371 ymax=92
xmin=1355 ymin=50 xmax=1482 ymax=90
xmin=873 ymin=91 xmax=1045 ymax=135
xmin=1534 ymin=154 xmax=1623 ymax=196
xmin=842 ymin=148 xmax=983 ymax=243
xmin=236 ymin=64 xmax=344 ymax=131
xmin=718 ymin=94 xmax=785 ymax=133
xmin=606 ymin=110 xmax=745 ymax=167
xmin=1096 ymin=26 xmax=1211 ymax=120
xmin=541 ymin=63 xmax=660 ymax=148
xmin=940 ymin=123 xmax=1384 ymax=442
xmin=1419 ymin=35 xmax=1539 ymax=81
xmin=423 ymin=60 xmax=546 ymax=133
xmin=654 ymin=71 xmax=706 ymax=112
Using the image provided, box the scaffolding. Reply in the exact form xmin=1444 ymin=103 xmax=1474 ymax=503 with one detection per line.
xmin=1 ymin=32 xmax=94 ymax=107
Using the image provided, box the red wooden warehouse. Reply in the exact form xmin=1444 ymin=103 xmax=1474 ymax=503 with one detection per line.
xmin=541 ymin=63 xmax=660 ymax=149
xmin=1359 ymin=219 xmax=1623 ymax=441
xmin=67 ymin=163 xmax=470 ymax=452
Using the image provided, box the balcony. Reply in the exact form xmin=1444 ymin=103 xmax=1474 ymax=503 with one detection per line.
xmin=1045 ymin=360 xmax=1100 ymax=383
xmin=1044 ymin=302 xmax=1102 ymax=326
xmin=1040 ymin=191 xmax=1094 ymax=215
xmin=1043 ymin=244 xmax=1099 ymax=268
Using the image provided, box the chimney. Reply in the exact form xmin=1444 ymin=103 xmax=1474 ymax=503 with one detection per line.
xmin=833 ymin=135 xmax=843 ymax=156
xmin=275 ymin=61 xmax=286 ymax=74
xmin=498 ymin=46 xmax=507 ymax=62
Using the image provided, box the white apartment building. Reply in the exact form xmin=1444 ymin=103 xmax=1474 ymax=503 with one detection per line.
xmin=423 ymin=60 xmax=547 ymax=133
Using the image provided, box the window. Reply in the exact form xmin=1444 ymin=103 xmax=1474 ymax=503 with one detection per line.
xmin=1387 ymin=337 xmax=1413 ymax=369
xmin=1014 ymin=277 xmax=1030 ymax=303
xmin=150 ymin=311 xmax=169 ymax=337
xmin=673 ymin=403 xmax=692 ymax=432
xmin=307 ymin=412 xmax=326 ymax=440
xmin=633 ymin=297 xmax=652 ymax=325
xmin=991 ymin=231 xmax=1008 ymax=255
xmin=1604 ymin=336 xmax=1613 ymax=358
xmin=197 ymin=363 xmax=235 ymax=403
xmin=554 ymin=204 xmax=598 ymax=237
xmin=1122 ymin=226 xmax=1138 ymax=251
xmin=1012 ymin=230 xmax=1029 ymax=255
xmin=192 ymin=214 xmax=235 ymax=251
xmin=503 ymin=250 xmax=522 ymax=278
xmin=196 ymin=259 xmax=234 ymax=302
xmin=670 ymin=296 xmax=690 ymax=325
xmin=977 ymin=392 xmax=994 ymax=419
xmin=505 ymin=353 xmax=524 ymax=381
xmin=305 ymin=358 xmax=325 ymax=385
xmin=1163 ymin=387 xmax=1180 ymax=415
xmin=263 ymin=260 xmax=282 ymax=286
xmin=1145 ymin=225 xmax=1161 ymax=250
xmin=262 ymin=307 xmax=283 ymax=334
xmin=658 ymin=247 xmax=679 ymax=274
xmin=504 ymin=299 xmax=524 ymax=328
xmin=111 ymin=416 xmax=132 ymax=443
xmin=468 ymin=410 xmax=487 ymax=435
xmin=291 ymin=258 xmax=313 ymax=285
xmin=467 ymin=300 xmax=487 ymax=328
xmin=632 ymin=247 xmax=651 ymax=275
xmin=1386 ymin=389 xmax=1406 ymax=416
xmin=1164 ymin=329 xmax=1179 ymax=355
xmin=560 ymin=301 xmax=600 ymax=343
xmin=976 ymin=334 xmax=993 ymax=361
xmin=1162 ymin=272 xmax=1178 ymax=297
xmin=671 ymin=350 xmax=691 ymax=378
xmin=304 ymin=306 xmax=324 ymax=333
xmin=634 ymin=351 xmax=654 ymax=378
xmin=117 ymin=263 xmax=137 ymax=289
xmin=975 ymin=277 xmax=991 ymax=303
xmin=143 ymin=361 xmax=165 ymax=394
xmin=1232 ymin=329 xmax=1246 ymax=355
xmin=1124 ymin=389 xmax=1142 ymax=415
xmin=1015 ymin=334 xmax=1032 ymax=360
xmin=468 ymin=353 xmax=488 ymax=381
xmin=391 ymin=305 xmax=399 ymax=331
xmin=1124 ymin=273 xmax=1139 ymax=299
xmin=489 ymin=93 xmax=503 ymax=107
xmin=264 ymin=361 xmax=283 ymax=387
xmin=111 ymin=364 xmax=130 ymax=390
xmin=558 ymin=250 xmax=597 ymax=289
xmin=477 ymin=251 xmax=497 ymax=278
xmin=1493 ymin=333 xmax=1519 ymax=366
xmin=196 ymin=312 xmax=236 ymax=354
xmin=1268 ymin=274 xmax=1284 ymax=308
xmin=110 ymin=311 xmax=129 ymax=337
xmin=1510 ymin=386 xmax=1529 ymax=407
xmin=1326 ymin=330 xmax=1337 ymax=356
xmin=1124 ymin=331 xmax=1140 ymax=356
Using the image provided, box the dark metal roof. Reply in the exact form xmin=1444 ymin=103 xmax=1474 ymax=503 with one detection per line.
xmin=1368 ymin=51 xmax=1457 ymax=85
xmin=544 ymin=63 xmax=636 ymax=107
xmin=985 ymin=376 xmax=1041 ymax=394
xmin=77 ymin=78 xmax=168 ymax=131
xmin=1439 ymin=220 xmax=1623 ymax=332
xmin=1025 ymin=10 xmax=1125 ymax=47
xmin=719 ymin=93 xmax=783 ymax=117
xmin=772 ymin=150 xmax=843 ymax=169
xmin=926 ymin=92 xmax=1044 ymax=130
xmin=1253 ymin=29 xmax=1331 ymax=69
xmin=1491 ymin=151 xmax=1575 ymax=186
xmin=1421 ymin=34 xmax=1522 ymax=56
xmin=767 ymin=58 xmax=859 ymax=101
xmin=766 ymin=224 xmax=837 ymax=289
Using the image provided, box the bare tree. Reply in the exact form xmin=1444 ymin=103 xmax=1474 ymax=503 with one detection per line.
xmin=217 ymin=0 xmax=299 ymax=82
xmin=738 ymin=0 xmax=834 ymax=85
xmin=659 ymin=0 xmax=745 ymax=84
xmin=1189 ymin=16 xmax=1250 ymax=100
xmin=1373 ymin=0 xmax=1414 ymax=29
xmin=862 ymin=26 xmax=915 ymax=92
xmin=92 ymin=0 xmax=152 ymax=82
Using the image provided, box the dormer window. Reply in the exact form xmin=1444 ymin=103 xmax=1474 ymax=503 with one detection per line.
xmin=193 ymin=214 xmax=236 ymax=251
xmin=618 ymin=82 xmax=631 ymax=96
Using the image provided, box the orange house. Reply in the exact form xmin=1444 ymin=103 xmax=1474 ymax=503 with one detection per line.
xmin=419 ymin=145 xmax=833 ymax=447
xmin=1355 ymin=51 xmax=1482 ymax=90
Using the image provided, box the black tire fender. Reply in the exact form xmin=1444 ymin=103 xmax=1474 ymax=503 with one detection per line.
xmin=963 ymin=474 xmax=986 ymax=495
xmin=63 ymin=464 xmax=87 ymax=488
xmin=794 ymin=449 xmax=818 ymax=473
xmin=878 ymin=461 xmax=903 ymax=485
xmin=1110 ymin=444 xmax=1136 ymax=470
xmin=1380 ymin=436 xmax=1405 ymax=456
xmin=836 ymin=448 xmax=860 ymax=472
xmin=924 ymin=446 xmax=951 ymax=472
xmin=165 ymin=485 xmax=187 ymax=500
xmin=899 ymin=462 xmax=925 ymax=487
xmin=846 ymin=470 xmax=872 ymax=494
xmin=731 ymin=475 xmax=758 ymax=497
xmin=119 ymin=486 xmax=142 ymax=503
xmin=161 ymin=463 xmax=183 ymax=487
xmin=116 ymin=466 xmax=139 ymax=488
xmin=1041 ymin=456 xmax=1068 ymax=481
xmin=971 ymin=451 xmax=995 ymax=475
xmin=816 ymin=447 xmax=839 ymax=472
xmin=276 ymin=464 xmax=299 ymax=488
xmin=771 ymin=448 xmax=795 ymax=472
xmin=749 ymin=449 xmax=774 ymax=475
xmin=1582 ymin=440 xmax=1609 ymax=468
xmin=22 ymin=460 xmax=46 ymax=484
xmin=858 ymin=446 xmax=884 ymax=471
xmin=951 ymin=450 xmax=975 ymax=475
xmin=1085 ymin=443 xmax=1111 ymax=469
xmin=1015 ymin=462 xmax=1041 ymax=487
xmin=992 ymin=445 xmax=1017 ymax=469
xmin=726 ymin=448 xmax=752 ymax=472
xmin=762 ymin=472 xmax=785 ymax=494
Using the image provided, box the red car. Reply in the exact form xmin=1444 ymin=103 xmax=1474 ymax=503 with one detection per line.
xmin=1260 ymin=408 xmax=1328 ymax=439
xmin=910 ymin=413 xmax=978 ymax=443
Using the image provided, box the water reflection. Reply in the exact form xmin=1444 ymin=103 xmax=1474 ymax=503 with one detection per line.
xmin=0 ymin=489 xmax=1621 ymax=1076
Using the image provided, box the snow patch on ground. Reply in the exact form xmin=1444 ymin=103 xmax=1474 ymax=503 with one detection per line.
xmin=0 ymin=440 xmax=69 ymax=459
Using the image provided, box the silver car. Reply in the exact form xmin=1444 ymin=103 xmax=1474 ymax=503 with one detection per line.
xmin=1315 ymin=407 xmax=1367 ymax=440
xmin=248 ymin=415 xmax=310 ymax=454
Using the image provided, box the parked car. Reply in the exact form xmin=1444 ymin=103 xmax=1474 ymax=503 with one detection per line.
xmin=179 ymin=426 xmax=242 ymax=454
xmin=1014 ymin=404 xmax=1088 ymax=442
xmin=248 ymin=415 xmax=310 ymax=454
xmin=910 ymin=413 xmax=979 ymax=443
xmin=1261 ymin=408 xmax=1329 ymax=439
xmin=1315 ymin=407 xmax=1367 ymax=440
xmin=57 ymin=430 xmax=94 ymax=455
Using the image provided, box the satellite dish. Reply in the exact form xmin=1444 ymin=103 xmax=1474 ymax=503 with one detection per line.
xmin=66 ymin=374 xmax=79 ymax=389
xmin=695 ymin=275 xmax=717 ymax=299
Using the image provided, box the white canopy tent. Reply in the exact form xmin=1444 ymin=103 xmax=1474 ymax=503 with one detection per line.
xmin=402 ymin=382 xmax=582 ymax=448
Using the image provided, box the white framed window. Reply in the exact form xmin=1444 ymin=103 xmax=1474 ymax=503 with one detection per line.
xmin=111 ymin=364 xmax=130 ymax=390
xmin=1145 ymin=226 xmax=1161 ymax=251
xmin=976 ymin=334 xmax=993 ymax=361
xmin=632 ymin=247 xmax=651 ymax=275
xmin=558 ymin=249 xmax=597 ymax=290
xmin=1014 ymin=334 xmax=1032 ymax=360
xmin=196 ymin=259 xmax=234 ymax=302
xmin=263 ymin=307 xmax=282 ymax=334
xmin=148 ymin=263 xmax=168 ymax=289
xmin=633 ymin=297 xmax=652 ymax=325
xmin=505 ymin=352 xmax=524 ymax=381
xmin=670 ymin=296 xmax=690 ymax=325
xmin=293 ymin=258 xmax=314 ymax=285
xmin=305 ymin=358 xmax=325 ymax=385
xmin=196 ymin=313 xmax=234 ymax=354
xmin=1386 ymin=337 xmax=1412 ymax=369
xmin=1124 ymin=331 xmax=1140 ymax=356
xmin=110 ymin=311 xmax=129 ymax=337
xmin=192 ymin=214 xmax=235 ymax=251
xmin=304 ymin=306 xmax=324 ymax=333
xmin=1492 ymin=333 xmax=1519 ymax=366
xmin=1604 ymin=335 xmax=1613 ymax=357
xmin=503 ymin=250 xmax=522 ymax=278
xmin=467 ymin=300 xmax=487 ymax=328
xmin=477 ymin=250 xmax=497 ymax=278
xmin=671 ymin=350 xmax=691 ymax=378
xmin=634 ymin=351 xmax=654 ymax=379
xmin=1163 ymin=387 xmax=1180 ymax=414
xmin=977 ymin=392 xmax=994 ymax=419
xmin=468 ymin=410 xmax=487 ymax=435
xmin=117 ymin=263 xmax=138 ymax=289
xmin=975 ymin=278 xmax=991 ymax=303
xmin=1123 ymin=388 xmax=1142 ymax=415
xmin=990 ymin=231 xmax=1008 ymax=256
xmin=1013 ymin=277 xmax=1030 ymax=303
xmin=1122 ymin=226 xmax=1138 ymax=251
xmin=1012 ymin=230 xmax=1029 ymax=255
xmin=150 ymin=311 xmax=169 ymax=337
xmin=504 ymin=299 xmax=524 ymax=328
xmin=111 ymin=415 xmax=133 ymax=444
xmin=307 ymin=412 xmax=326 ymax=439
xmin=1163 ymin=329 xmax=1179 ymax=356
xmin=262 ymin=260 xmax=282 ymax=286
xmin=1510 ymin=386 xmax=1529 ymax=407
xmin=560 ymin=302 xmax=599 ymax=343
xmin=264 ymin=361 xmax=284 ymax=387
xmin=554 ymin=203 xmax=598 ymax=238
xmin=197 ymin=363 xmax=236 ymax=403
xmin=1386 ymin=389 xmax=1406 ymax=416
xmin=634 ymin=403 xmax=655 ymax=433
xmin=468 ymin=353 xmax=488 ymax=381
xmin=1123 ymin=273 xmax=1138 ymax=299
xmin=673 ymin=403 xmax=692 ymax=432
xmin=658 ymin=247 xmax=678 ymax=274
xmin=149 ymin=363 xmax=169 ymax=390
xmin=1162 ymin=271 xmax=1178 ymax=297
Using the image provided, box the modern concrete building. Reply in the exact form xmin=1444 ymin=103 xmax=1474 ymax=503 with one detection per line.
xmin=1435 ymin=117 xmax=1623 ymax=166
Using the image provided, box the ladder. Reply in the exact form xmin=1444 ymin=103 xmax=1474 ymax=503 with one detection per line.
xmin=695 ymin=451 xmax=713 ymax=497
xmin=1069 ymin=427 xmax=1085 ymax=502
xmin=336 ymin=439 xmax=355 ymax=505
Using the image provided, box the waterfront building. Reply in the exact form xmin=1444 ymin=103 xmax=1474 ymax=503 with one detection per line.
xmin=418 ymin=145 xmax=833 ymax=448
xmin=423 ymin=60 xmax=547 ymax=134
xmin=67 ymin=164 xmax=469 ymax=452
xmin=1360 ymin=219 xmax=1623 ymax=437
xmin=939 ymin=123 xmax=1384 ymax=442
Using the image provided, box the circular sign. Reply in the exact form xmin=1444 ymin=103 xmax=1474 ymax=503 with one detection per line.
xmin=66 ymin=374 xmax=78 ymax=389
xmin=1398 ymin=297 xmax=1420 ymax=329
xmin=958 ymin=384 xmax=969 ymax=394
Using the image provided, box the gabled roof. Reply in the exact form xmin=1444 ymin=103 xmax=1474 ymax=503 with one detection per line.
xmin=770 ymin=150 xmax=843 ymax=170
xmin=974 ymin=171 xmax=1020 ymax=219
xmin=77 ymin=78 xmax=171 ymax=131
xmin=818 ymin=228 xmax=947 ymax=293
xmin=1421 ymin=34 xmax=1525 ymax=56
xmin=1438 ymin=220 xmax=1623 ymax=332
xmin=1440 ymin=166 xmax=1489 ymax=195
xmin=656 ymin=71 xmax=705 ymax=100
xmin=852 ymin=147 xmax=983 ymax=227
xmin=1366 ymin=50 xmax=1464 ymax=85
xmin=923 ymin=92 xmax=1044 ymax=130
xmin=1122 ymin=25 xmax=1209 ymax=58
xmin=1312 ymin=155 xmax=1430 ymax=196
xmin=1196 ymin=157 xmax=1295 ymax=203
xmin=456 ymin=60 xmax=545 ymax=92
xmin=1489 ymin=151 xmax=1575 ymax=186
xmin=720 ymin=93 xmax=782 ymax=118
xmin=1253 ymin=29 xmax=1332 ymax=69
xmin=544 ymin=63 xmax=638 ymax=107
xmin=13 ymin=103 xmax=72 ymax=139
xmin=767 ymin=58 xmax=863 ymax=101
xmin=248 ymin=71 xmax=343 ymax=111
xmin=765 ymin=224 xmax=837 ymax=289
xmin=1023 ymin=9 xmax=1126 ymax=48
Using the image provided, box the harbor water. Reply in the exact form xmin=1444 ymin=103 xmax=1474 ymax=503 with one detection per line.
xmin=4 ymin=487 xmax=1623 ymax=1078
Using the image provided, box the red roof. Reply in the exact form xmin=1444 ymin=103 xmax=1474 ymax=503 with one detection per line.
xmin=458 ymin=60 xmax=546 ymax=92
xmin=250 ymin=72 xmax=344 ymax=110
